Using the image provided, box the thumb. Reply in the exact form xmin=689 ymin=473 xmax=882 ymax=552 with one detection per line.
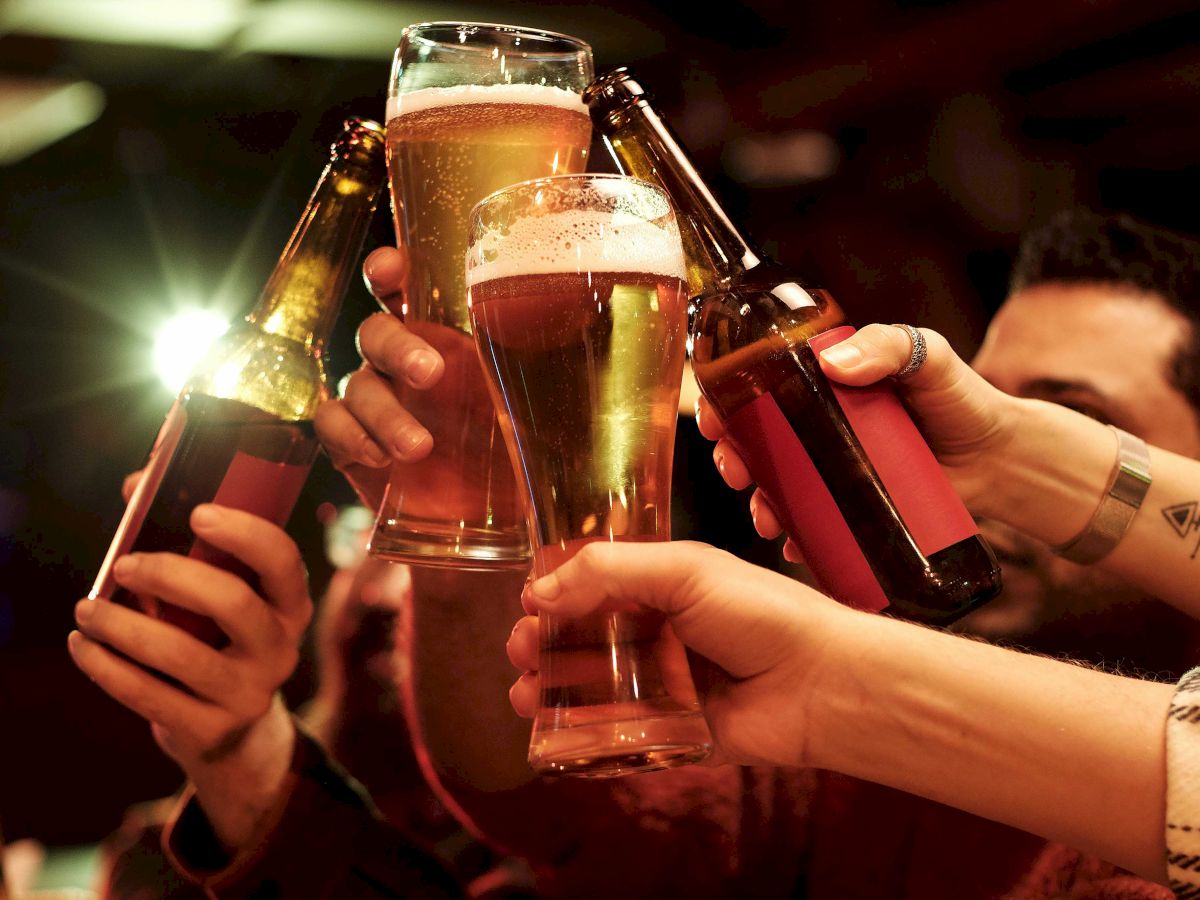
xmin=817 ymin=323 xmax=962 ymax=391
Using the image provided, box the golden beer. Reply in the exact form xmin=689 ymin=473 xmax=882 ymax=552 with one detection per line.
xmin=370 ymin=24 xmax=594 ymax=568
xmin=468 ymin=175 xmax=713 ymax=776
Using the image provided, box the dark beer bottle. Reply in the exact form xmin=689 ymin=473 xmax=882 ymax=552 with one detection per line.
xmin=90 ymin=118 xmax=387 ymax=645
xmin=584 ymin=70 xmax=1000 ymax=624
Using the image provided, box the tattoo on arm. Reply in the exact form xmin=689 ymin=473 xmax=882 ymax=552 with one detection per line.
xmin=1162 ymin=501 xmax=1200 ymax=558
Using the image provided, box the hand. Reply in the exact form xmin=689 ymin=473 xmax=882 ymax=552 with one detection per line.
xmin=68 ymin=504 xmax=312 ymax=847
xmin=314 ymin=247 xmax=445 ymax=511
xmin=505 ymin=540 xmax=852 ymax=769
xmin=696 ymin=323 xmax=1020 ymax=545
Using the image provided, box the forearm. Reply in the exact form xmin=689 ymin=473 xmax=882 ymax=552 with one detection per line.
xmin=809 ymin=610 xmax=1172 ymax=881
xmin=186 ymin=695 xmax=297 ymax=851
xmin=977 ymin=398 xmax=1200 ymax=615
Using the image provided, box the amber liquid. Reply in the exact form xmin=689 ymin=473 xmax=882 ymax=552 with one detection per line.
xmin=691 ymin=267 xmax=1001 ymax=624
xmin=471 ymin=270 xmax=712 ymax=776
xmin=372 ymin=94 xmax=591 ymax=568
xmin=91 ymin=393 xmax=318 ymax=646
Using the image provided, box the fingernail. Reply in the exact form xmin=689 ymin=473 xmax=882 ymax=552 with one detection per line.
xmin=113 ymin=555 xmax=139 ymax=579
xmin=191 ymin=504 xmax=220 ymax=529
xmin=714 ymin=449 xmax=726 ymax=475
xmin=67 ymin=630 xmax=83 ymax=654
xmin=693 ymin=396 xmax=703 ymax=421
xmin=528 ymin=573 xmax=562 ymax=603
xmin=362 ymin=247 xmax=386 ymax=285
xmin=404 ymin=351 xmax=439 ymax=386
xmin=75 ymin=599 xmax=95 ymax=624
xmin=393 ymin=426 xmax=429 ymax=458
xmin=820 ymin=344 xmax=864 ymax=368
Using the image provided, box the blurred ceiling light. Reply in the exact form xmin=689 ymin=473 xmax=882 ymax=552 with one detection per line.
xmin=0 ymin=0 xmax=243 ymax=48
xmin=0 ymin=0 xmax=664 ymax=63
xmin=153 ymin=308 xmax=230 ymax=394
xmin=724 ymin=130 xmax=839 ymax=186
xmin=237 ymin=0 xmax=439 ymax=59
xmin=0 ymin=77 xmax=105 ymax=165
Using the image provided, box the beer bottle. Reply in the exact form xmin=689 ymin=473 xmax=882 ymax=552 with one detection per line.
xmin=90 ymin=118 xmax=387 ymax=645
xmin=584 ymin=70 xmax=1000 ymax=624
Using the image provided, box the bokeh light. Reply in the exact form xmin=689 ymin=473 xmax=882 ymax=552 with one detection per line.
xmin=152 ymin=308 xmax=229 ymax=393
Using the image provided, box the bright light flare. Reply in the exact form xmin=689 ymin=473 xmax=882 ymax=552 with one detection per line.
xmin=153 ymin=308 xmax=229 ymax=393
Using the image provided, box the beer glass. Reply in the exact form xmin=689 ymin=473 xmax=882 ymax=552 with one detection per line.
xmin=370 ymin=22 xmax=594 ymax=568
xmin=467 ymin=174 xmax=713 ymax=776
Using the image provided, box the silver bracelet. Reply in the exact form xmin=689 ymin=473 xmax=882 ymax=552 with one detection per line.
xmin=1053 ymin=425 xmax=1151 ymax=565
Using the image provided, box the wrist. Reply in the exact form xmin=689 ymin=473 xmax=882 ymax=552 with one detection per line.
xmin=970 ymin=398 xmax=1114 ymax=545
xmin=801 ymin=607 xmax=892 ymax=772
xmin=188 ymin=696 xmax=297 ymax=851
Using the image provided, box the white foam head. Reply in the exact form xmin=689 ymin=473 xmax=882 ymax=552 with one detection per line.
xmin=386 ymin=83 xmax=585 ymax=125
xmin=467 ymin=208 xmax=687 ymax=286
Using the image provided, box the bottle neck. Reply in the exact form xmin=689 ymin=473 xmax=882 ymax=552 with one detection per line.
xmin=248 ymin=146 xmax=385 ymax=350
xmin=589 ymin=79 xmax=764 ymax=298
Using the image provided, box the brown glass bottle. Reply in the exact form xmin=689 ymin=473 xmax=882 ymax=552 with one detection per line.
xmin=90 ymin=118 xmax=387 ymax=646
xmin=585 ymin=70 xmax=1000 ymax=624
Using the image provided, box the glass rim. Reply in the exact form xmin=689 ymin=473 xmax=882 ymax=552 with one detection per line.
xmin=469 ymin=173 xmax=671 ymax=225
xmin=399 ymin=21 xmax=592 ymax=54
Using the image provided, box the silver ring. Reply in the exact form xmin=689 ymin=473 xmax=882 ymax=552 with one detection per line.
xmin=893 ymin=324 xmax=927 ymax=378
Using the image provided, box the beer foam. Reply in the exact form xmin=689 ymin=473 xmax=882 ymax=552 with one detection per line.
xmin=467 ymin=208 xmax=688 ymax=285
xmin=387 ymin=83 xmax=585 ymax=124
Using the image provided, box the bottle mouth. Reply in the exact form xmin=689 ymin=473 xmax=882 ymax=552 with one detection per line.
xmin=583 ymin=67 xmax=648 ymax=121
xmin=332 ymin=117 xmax=385 ymax=160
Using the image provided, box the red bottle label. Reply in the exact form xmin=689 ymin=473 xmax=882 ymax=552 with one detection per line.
xmin=725 ymin=393 xmax=890 ymax=613
xmin=808 ymin=326 xmax=979 ymax=556
xmin=187 ymin=449 xmax=312 ymax=567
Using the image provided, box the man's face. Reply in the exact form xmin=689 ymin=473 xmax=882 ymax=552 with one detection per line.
xmin=958 ymin=281 xmax=1200 ymax=672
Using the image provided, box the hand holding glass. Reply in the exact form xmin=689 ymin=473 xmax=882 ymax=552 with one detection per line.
xmin=467 ymin=174 xmax=713 ymax=776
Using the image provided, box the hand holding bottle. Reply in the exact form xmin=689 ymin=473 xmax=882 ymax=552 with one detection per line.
xmin=699 ymin=323 xmax=1021 ymax=547
xmin=69 ymin=505 xmax=311 ymax=849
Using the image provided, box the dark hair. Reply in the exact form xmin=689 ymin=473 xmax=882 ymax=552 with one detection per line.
xmin=1011 ymin=208 xmax=1200 ymax=413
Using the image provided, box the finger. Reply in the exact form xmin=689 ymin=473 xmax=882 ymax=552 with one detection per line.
xmin=74 ymin=599 xmax=235 ymax=702
xmin=818 ymin=324 xmax=960 ymax=391
xmin=110 ymin=553 xmax=279 ymax=654
xmin=712 ymin=439 xmax=753 ymax=491
xmin=340 ymin=365 xmax=433 ymax=462
xmin=362 ymin=246 xmax=410 ymax=316
xmin=189 ymin=505 xmax=311 ymax=630
xmin=68 ymin=630 xmax=223 ymax=735
xmin=694 ymin=396 xmax=726 ymax=441
xmin=336 ymin=367 xmax=434 ymax=465
xmin=314 ymin=399 xmax=390 ymax=469
xmin=748 ymin=489 xmax=784 ymax=539
xmin=506 ymin=615 xmax=539 ymax=671
xmin=355 ymin=312 xmax=444 ymax=390
xmin=509 ymin=671 xmax=539 ymax=718
xmin=783 ymin=539 xmax=805 ymax=564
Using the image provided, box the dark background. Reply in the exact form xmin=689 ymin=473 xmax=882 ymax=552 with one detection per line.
xmin=2 ymin=0 xmax=1199 ymax=849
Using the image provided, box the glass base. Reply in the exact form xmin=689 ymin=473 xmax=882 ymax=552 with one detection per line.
xmin=529 ymin=708 xmax=713 ymax=778
xmin=369 ymin=518 xmax=530 ymax=571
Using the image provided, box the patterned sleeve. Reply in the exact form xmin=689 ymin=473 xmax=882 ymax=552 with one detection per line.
xmin=1166 ymin=667 xmax=1200 ymax=897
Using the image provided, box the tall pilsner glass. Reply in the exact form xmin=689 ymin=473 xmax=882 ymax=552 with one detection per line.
xmin=467 ymin=174 xmax=713 ymax=776
xmin=370 ymin=22 xmax=593 ymax=568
